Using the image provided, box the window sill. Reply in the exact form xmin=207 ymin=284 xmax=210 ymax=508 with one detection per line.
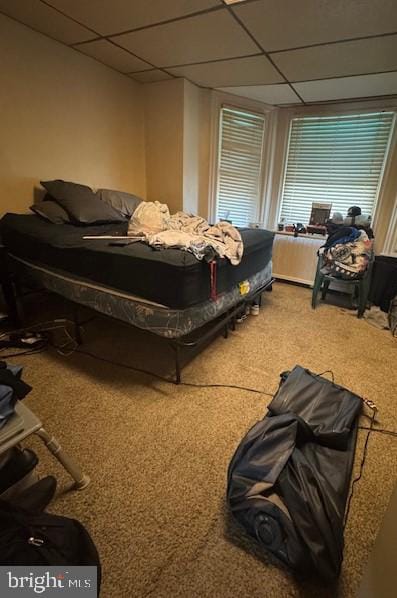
xmin=273 ymin=230 xmax=326 ymax=240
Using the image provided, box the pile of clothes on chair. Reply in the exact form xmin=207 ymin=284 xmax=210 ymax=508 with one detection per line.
xmin=320 ymin=206 xmax=374 ymax=280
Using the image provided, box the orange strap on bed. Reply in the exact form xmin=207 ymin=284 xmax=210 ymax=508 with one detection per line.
xmin=209 ymin=260 xmax=217 ymax=301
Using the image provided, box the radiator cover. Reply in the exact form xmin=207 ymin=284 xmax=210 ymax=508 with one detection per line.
xmin=272 ymin=233 xmax=324 ymax=286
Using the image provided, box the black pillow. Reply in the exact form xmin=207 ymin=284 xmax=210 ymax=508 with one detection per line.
xmin=98 ymin=188 xmax=142 ymax=218
xmin=41 ymin=179 xmax=94 ymax=202
xmin=40 ymin=180 xmax=124 ymax=225
xmin=30 ymin=199 xmax=70 ymax=224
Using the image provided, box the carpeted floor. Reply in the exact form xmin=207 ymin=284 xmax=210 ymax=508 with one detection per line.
xmin=8 ymin=282 xmax=397 ymax=597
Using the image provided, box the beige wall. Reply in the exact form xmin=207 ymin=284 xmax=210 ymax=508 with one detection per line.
xmin=182 ymin=80 xmax=211 ymax=217
xmin=183 ymin=81 xmax=200 ymax=215
xmin=0 ymin=14 xmax=210 ymax=221
xmin=0 ymin=14 xmax=146 ymax=214
xmin=2 ymin=11 xmax=395 ymax=253
xmin=143 ymin=78 xmax=184 ymax=213
xmin=143 ymin=78 xmax=211 ymax=217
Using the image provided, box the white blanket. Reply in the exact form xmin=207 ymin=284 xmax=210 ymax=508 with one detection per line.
xmin=128 ymin=202 xmax=243 ymax=265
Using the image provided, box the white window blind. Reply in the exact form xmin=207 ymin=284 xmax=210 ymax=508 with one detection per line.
xmin=279 ymin=112 xmax=395 ymax=225
xmin=215 ymin=106 xmax=265 ymax=227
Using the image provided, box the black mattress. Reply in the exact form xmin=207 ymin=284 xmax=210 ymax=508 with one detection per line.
xmin=0 ymin=214 xmax=274 ymax=309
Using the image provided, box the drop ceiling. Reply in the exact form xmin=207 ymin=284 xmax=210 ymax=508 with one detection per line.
xmin=1 ymin=0 xmax=397 ymax=105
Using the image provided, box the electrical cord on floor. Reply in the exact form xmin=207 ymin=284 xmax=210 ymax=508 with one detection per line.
xmin=64 ymin=351 xmax=397 ymax=433
xmin=176 ymin=381 xmax=274 ymax=396
xmin=0 ymin=346 xmax=47 ymax=358
xmin=0 ymin=320 xmax=80 ymax=359
xmin=358 ymin=425 xmax=397 ymax=438
xmin=73 ymin=347 xmax=275 ymax=397
xmin=358 ymin=426 xmax=397 ymax=438
xmin=344 ymin=406 xmax=377 ymax=527
xmin=4 ymin=321 xmax=397 ymax=426
xmin=313 ymin=369 xmax=335 ymax=383
xmin=4 ymin=320 xmax=397 ymax=522
xmin=64 ymin=353 xmax=397 ymax=446
xmin=0 ymin=319 xmax=275 ymax=395
xmin=0 ymin=318 xmax=76 ymax=340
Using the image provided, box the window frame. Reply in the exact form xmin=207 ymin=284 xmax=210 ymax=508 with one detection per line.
xmin=383 ymin=194 xmax=397 ymax=257
xmin=209 ymin=94 xmax=397 ymax=251
xmin=275 ymin=104 xmax=397 ymax=235
xmin=208 ymin=90 xmax=276 ymax=225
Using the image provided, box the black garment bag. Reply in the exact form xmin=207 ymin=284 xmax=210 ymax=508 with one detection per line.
xmin=227 ymin=366 xmax=363 ymax=581
xmin=0 ymin=499 xmax=101 ymax=594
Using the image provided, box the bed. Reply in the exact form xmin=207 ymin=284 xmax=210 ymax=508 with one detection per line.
xmin=0 ymin=213 xmax=274 ymax=381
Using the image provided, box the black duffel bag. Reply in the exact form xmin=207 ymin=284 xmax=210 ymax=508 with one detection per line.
xmin=0 ymin=499 xmax=101 ymax=594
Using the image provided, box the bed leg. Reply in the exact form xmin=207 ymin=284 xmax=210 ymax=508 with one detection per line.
xmin=72 ymin=305 xmax=83 ymax=345
xmin=231 ymin=316 xmax=236 ymax=332
xmin=174 ymin=344 xmax=181 ymax=385
xmin=10 ymin=280 xmax=26 ymax=327
xmin=3 ymin=280 xmax=22 ymax=327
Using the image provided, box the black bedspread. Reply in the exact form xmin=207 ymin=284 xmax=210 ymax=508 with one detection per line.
xmin=0 ymin=214 xmax=274 ymax=309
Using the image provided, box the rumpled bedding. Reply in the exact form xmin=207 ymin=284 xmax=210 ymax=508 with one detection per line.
xmin=319 ymin=229 xmax=372 ymax=279
xmin=128 ymin=201 xmax=243 ymax=265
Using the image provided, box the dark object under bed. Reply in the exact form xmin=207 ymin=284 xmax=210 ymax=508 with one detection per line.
xmin=0 ymin=214 xmax=274 ymax=309
xmin=227 ymin=365 xmax=362 ymax=581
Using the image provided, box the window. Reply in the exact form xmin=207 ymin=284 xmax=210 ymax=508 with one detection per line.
xmin=279 ymin=112 xmax=395 ymax=225
xmin=215 ymin=106 xmax=265 ymax=227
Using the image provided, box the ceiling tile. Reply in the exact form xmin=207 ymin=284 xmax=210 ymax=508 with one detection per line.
xmin=217 ymin=84 xmax=302 ymax=105
xmin=47 ymin=0 xmax=220 ymax=36
xmin=294 ymin=72 xmax=397 ymax=102
xmin=76 ymin=40 xmax=152 ymax=73
xmin=130 ymin=70 xmax=173 ymax=83
xmin=272 ymin=35 xmax=397 ymax=82
xmin=113 ymin=11 xmax=259 ymax=67
xmin=0 ymin=0 xmax=94 ymax=44
xmin=234 ymin=0 xmax=397 ymax=51
xmin=168 ymin=55 xmax=283 ymax=87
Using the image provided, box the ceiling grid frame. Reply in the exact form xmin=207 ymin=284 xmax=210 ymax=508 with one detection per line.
xmin=222 ymin=1 xmax=306 ymax=104
xmin=0 ymin=0 xmax=394 ymax=103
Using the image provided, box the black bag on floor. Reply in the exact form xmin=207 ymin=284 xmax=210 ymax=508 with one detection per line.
xmin=227 ymin=365 xmax=362 ymax=581
xmin=0 ymin=447 xmax=38 ymax=495
xmin=0 ymin=500 xmax=101 ymax=593
xmin=388 ymin=294 xmax=397 ymax=337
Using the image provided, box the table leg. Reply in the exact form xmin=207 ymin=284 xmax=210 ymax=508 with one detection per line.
xmin=35 ymin=427 xmax=90 ymax=490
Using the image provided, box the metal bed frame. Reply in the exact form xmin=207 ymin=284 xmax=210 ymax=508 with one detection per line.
xmin=1 ymin=250 xmax=274 ymax=383
xmin=71 ymin=278 xmax=274 ymax=384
